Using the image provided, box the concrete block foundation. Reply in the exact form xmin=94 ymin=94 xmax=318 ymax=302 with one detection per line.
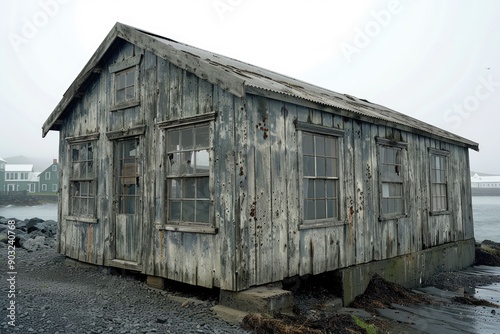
xmin=219 ymin=286 xmax=293 ymax=315
xmin=338 ymin=239 xmax=475 ymax=306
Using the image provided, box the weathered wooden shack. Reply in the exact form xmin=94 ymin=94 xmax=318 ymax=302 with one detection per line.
xmin=43 ymin=23 xmax=479 ymax=304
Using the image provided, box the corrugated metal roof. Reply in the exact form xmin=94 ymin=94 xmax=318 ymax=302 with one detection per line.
xmin=145 ymin=31 xmax=478 ymax=151
xmin=43 ymin=23 xmax=479 ymax=151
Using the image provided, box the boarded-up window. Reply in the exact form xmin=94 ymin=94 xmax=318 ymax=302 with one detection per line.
xmin=166 ymin=124 xmax=211 ymax=224
xmin=430 ymin=150 xmax=449 ymax=212
xmin=302 ymin=132 xmax=340 ymax=221
xmin=70 ymin=141 xmax=96 ymax=217
xmin=378 ymin=143 xmax=406 ymax=218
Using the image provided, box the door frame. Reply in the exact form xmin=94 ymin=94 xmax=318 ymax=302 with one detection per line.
xmin=108 ymin=135 xmax=144 ymax=271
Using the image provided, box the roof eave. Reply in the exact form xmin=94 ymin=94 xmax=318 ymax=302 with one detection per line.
xmin=42 ymin=23 xmax=122 ymax=137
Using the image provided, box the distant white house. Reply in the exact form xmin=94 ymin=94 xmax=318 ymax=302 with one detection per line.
xmin=471 ymin=173 xmax=500 ymax=188
xmin=2 ymin=164 xmax=40 ymax=192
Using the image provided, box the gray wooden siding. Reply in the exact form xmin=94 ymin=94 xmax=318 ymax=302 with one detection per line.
xmin=57 ymin=39 xmax=474 ymax=292
xmin=237 ymin=94 xmax=474 ymax=289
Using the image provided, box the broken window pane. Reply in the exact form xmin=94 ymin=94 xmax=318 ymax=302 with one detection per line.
xmin=167 ymin=130 xmax=179 ymax=152
xmin=195 ymin=150 xmax=209 ymax=174
xmin=166 ymin=123 xmax=213 ymax=224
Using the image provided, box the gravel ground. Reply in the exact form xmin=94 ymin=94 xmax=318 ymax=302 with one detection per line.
xmin=0 ymin=247 xmax=248 ymax=334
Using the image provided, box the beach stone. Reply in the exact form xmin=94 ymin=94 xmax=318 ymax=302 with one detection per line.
xmin=23 ymin=236 xmax=47 ymax=252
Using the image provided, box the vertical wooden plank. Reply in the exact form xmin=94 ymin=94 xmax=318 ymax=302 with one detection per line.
xmin=169 ymin=63 xmax=183 ymax=119
xmin=245 ymin=95 xmax=258 ymax=287
xmin=343 ymin=118 xmax=355 ymax=266
xmin=369 ymin=124 xmax=381 ymax=260
xmin=235 ymin=96 xmax=250 ymax=290
xmin=182 ymin=71 xmax=198 ymax=118
xmin=285 ymin=103 xmax=300 ymax=277
xmin=269 ymin=99 xmax=288 ymax=281
xmin=421 ymin=137 xmax=431 ymax=249
xmin=156 ymin=58 xmax=170 ymax=122
xmin=215 ymin=87 xmax=236 ymax=290
xmin=360 ymin=122 xmax=374 ymax=262
xmin=166 ymin=232 xmax=183 ymax=282
xmin=253 ymin=95 xmax=272 ymax=285
xmin=353 ymin=120 xmax=365 ymax=264
xmin=295 ymin=106 xmax=309 ymax=274
xmin=198 ymin=79 xmax=214 ymax=115
xmin=463 ymin=148 xmax=474 ymax=240
xmin=141 ymin=50 xmax=157 ymax=275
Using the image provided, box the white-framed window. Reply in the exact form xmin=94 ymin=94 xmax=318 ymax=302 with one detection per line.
xmin=69 ymin=141 xmax=96 ymax=217
xmin=302 ymin=132 xmax=340 ymax=221
xmin=52 ymin=184 xmax=58 ymax=192
xmin=52 ymin=165 xmax=57 ymax=172
xmin=296 ymin=122 xmax=344 ymax=227
xmin=377 ymin=138 xmax=407 ymax=220
xmin=109 ymin=55 xmax=142 ymax=111
xmin=45 ymin=172 xmax=51 ymax=180
xmin=42 ymin=184 xmax=47 ymax=191
xmin=115 ymin=67 xmax=136 ymax=104
xmin=429 ymin=149 xmax=449 ymax=214
xmin=166 ymin=123 xmax=211 ymax=224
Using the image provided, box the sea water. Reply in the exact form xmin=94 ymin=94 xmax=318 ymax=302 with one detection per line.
xmin=0 ymin=202 xmax=58 ymax=221
xmin=473 ymin=196 xmax=500 ymax=243
xmin=0 ymin=197 xmax=499 ymax=242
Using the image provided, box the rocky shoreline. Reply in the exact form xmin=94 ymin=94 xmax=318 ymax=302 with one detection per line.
xmin=1 ymin=217 xmax=500 ymax=333
xmin=0 ymin=217 xmax=57 ymax=252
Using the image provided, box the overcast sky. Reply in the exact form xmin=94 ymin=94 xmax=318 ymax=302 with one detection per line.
xmin=1 ymin=0 xmax=499 ymax=174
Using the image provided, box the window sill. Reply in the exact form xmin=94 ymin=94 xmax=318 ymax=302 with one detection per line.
xmin=429 ymin=210 xmax=450 ymax=216
xmin=65 ymin=216 xmax=98 ymax=224
xmin=299 ymin=219 xmax=345 ymax=230
xmin=157 ymin=224 xmax=218 ymax=234
xmin=110 ymin=99 xmax=140 ymax=112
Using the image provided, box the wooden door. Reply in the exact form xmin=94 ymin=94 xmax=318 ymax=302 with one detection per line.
xmin=114 ymin=138 xmax=141 ymax=263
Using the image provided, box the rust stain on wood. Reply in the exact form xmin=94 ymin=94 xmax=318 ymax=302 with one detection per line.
xmin=349 ymin=206 xmax=354 ymax=245
xmin=159 ymin=229 xmax=164 ymax=260
xmin=87 ymin=224 xmax=93 ymax=262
